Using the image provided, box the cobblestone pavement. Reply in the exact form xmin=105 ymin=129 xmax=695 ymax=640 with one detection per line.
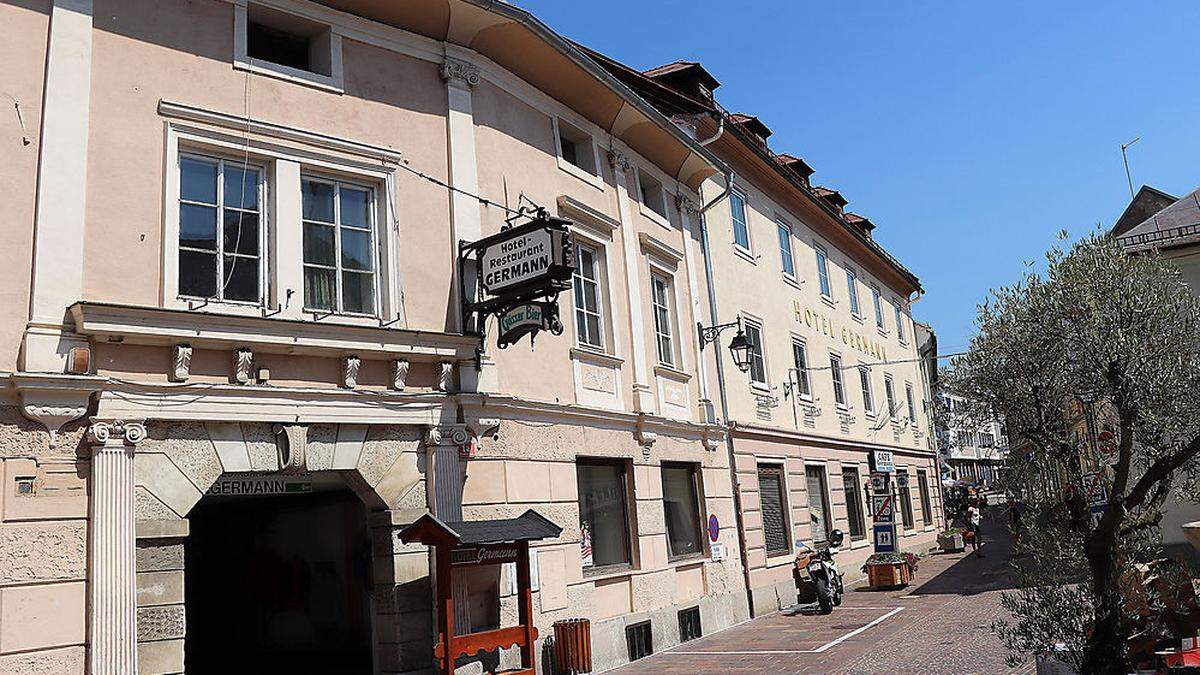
xmin=610 ymin=513 xmax=1033 ymax=675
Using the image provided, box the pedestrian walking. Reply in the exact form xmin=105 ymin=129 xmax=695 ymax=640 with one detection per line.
xmin=967 ymin=500 xmax=984 ymax=558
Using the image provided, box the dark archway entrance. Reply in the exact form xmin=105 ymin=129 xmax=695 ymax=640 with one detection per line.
xmin=185 ymin=482 xmax=374 ymax=674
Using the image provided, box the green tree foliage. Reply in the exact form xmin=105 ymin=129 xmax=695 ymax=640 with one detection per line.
xmin=941 ymin=233 xmax=1200 ymax=673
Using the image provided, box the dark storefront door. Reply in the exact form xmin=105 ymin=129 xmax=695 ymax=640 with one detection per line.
xmin=185 ymin=489 xmax=373 ymax=674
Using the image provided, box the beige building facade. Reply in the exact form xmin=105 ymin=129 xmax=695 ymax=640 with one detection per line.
xmin=1 ymin=1 xmax=746 ymax=673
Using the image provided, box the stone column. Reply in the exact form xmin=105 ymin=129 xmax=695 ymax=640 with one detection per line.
xmin=609 ymin=150 xmax=655 ymax=413
xmin=88 ymin=420 xmax=145 ymax=675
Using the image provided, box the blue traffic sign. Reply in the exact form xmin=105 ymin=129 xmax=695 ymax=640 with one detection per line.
xmin=873 ymin=524 xmax=897 ymax=553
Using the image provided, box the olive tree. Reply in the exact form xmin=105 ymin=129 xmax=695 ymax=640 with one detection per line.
xmin=942 ymin=233 xmax=1200 ymax=673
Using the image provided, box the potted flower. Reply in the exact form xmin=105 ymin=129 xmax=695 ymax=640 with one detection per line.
xmin=862 ymin=552 xmax=920 ymax=589
xmin=937 ymin=527 xmax=965 ymax=553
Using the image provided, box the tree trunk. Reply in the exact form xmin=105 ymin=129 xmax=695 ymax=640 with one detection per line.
xmin=1081 ymin=526 xmax=1127 ymax=675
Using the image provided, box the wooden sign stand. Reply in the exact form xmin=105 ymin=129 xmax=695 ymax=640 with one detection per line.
xmin=400 ymin=510 xmax=563 ymax=675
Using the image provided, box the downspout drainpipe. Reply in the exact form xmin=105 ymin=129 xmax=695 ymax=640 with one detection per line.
xmin=698 ymin=114 xmax=724 ymax=147
xmin=698 ymin=169 xmax=756 ymax=618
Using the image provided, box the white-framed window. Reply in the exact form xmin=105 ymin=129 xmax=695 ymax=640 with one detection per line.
xmin=872 ymin=285 xmax=885 ymax=330
xmin=234 ymin=3 xmax=344 ymax=92
xmin=905 ymin=383 xmax=917 ymax=422
xmin=573 ymin=241 xmax=608 ymax=351
xmin=554 ymin=117 xmax=602 ymax=188
xmin=177 ymin=154 xmax=266 ymax=304
xmin=846 ymin=268 xmax=861 ymax=317
xmin=829 ymin=353 xmax=846 ymax=406
xmin=730 ymin=188 xmax=751 ymax=251
xmin=637 ymin=168 xmax=668 ymax=222
xmin=744 ymin=319 xmax=767 ymax=387
xmin=301 ymin=176 xmax=378 ymax=315
xmin=884 ymin=375 xmax=897 ymax=421
xmin=895 ymin=302 xmax=907 ymax=344
xmin=815 ymin=246 xmax=832 ymax=298
xmin=791 ymin=339 xmax=811 ymax=399
xmin=858 ymin=366 xmax=874 ymax=415
xmin=776 ymin=219 xmax=795 ymax=278
xmin=650 ymin=273 xmax=677 ymax=367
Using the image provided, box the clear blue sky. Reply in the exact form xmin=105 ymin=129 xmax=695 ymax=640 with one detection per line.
xmin=515 ymin=0 xmax=1200 ymax=353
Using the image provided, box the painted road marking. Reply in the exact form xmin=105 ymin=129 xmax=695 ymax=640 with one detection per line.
xmin=669 ymin=607 xmax=904 ymax=656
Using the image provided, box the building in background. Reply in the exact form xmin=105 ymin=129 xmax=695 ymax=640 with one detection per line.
xmin=935 ymin=393 xmax=1009 ymax=486
xmin=1114 ymin=183 xmax=1200 ymax=564
xmin=586 ymin=51 xmax=945 ymax=617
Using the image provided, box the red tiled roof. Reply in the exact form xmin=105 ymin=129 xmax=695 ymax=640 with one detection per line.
xmin=813 ymin=186 xmax=848 ymax=208
xmin=729 ymin=113 xmax=772 ymax=140
xmin=774 ymin=153 xmax=814 ymax=178
xmin=845 ymin=212 xmax=876 ymax=232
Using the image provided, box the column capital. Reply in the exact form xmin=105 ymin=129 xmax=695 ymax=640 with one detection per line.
xmin=675 ymin=194 xmax=701 ymax=218
xmin=441 ymin=57 xmax=480 ymax=88
xmin=88 ymin=419 xmax=147 ymax=447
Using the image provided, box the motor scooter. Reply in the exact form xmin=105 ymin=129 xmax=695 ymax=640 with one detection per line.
xmin=794 ymin=529 xmax=845 ymax=614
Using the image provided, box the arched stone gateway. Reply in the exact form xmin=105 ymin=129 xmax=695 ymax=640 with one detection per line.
xmin=93 ymin=417 xmax=444 ymax=674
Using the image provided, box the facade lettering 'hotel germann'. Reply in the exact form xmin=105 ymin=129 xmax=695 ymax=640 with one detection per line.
xmin=0 ymin=1 xmax=943 ymax=673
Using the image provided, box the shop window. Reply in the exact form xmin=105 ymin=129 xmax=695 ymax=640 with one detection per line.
xmin=178 ymin=154 xmax=265 ymax=304
xmin=301 ymin=176 xmax=378 ymax=315
xmin=662 ymin=463 xmax=703 ymax=559
xmin=830 ymin=354 xmax=846 ymax=406
xmin=815 ymin=246 xmax=832 ymax=298
xmin=678 ymin=606 xmax=702 ymax=642
xmin=577 ymin=459 xmax=631 ymax=569
xmin=777 ymin=219 xmax=795 ymax=278
xmin=651 ymin=274 xmax=677 ymax=367
xmin=730 ymin=188 xmax=750 ymax=251
xmin=638 ymin=168 xmax=668 ymax=220
xmin=791 ymin=339 xmax=811 ymax=399
xmin=918 ymin=470 xmax=933 ymax=525
xmin=626 ymin=621 xmax=653 ymax=661
xmin=758 ymin=464 xmax=790 ymax=556
xmin=572 ymin=242 xmax=609 ymax=351
xmin=805 ymin=464 xmax=832 ymax=548
xmin=858 ymin=366 xmax=874 ymax=415
xmin=744 ymin=319 xmax=767 ymax=387
xmin=842 ymin=467 xmax=866 ymax=540
xmin=898 ymin=470 xmax=915 ymax=530
xmin=556 ymin=118 xmax=598 ymax=176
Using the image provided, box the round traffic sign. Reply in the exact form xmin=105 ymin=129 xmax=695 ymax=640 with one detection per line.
xmin=707 ymin=514 xmax=720 ymax=542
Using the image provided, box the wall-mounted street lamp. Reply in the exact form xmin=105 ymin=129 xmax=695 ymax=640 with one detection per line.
xmin=698 ymin=318 xmax=752 ymax=373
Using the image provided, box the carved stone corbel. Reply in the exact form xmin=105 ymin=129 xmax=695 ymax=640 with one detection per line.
xmin=675 ymin=194 xmax=701 ymax=219
xmin=13 ymin=373 xmax=105 ymax=446
xmin=436 ymin=361 xmax=455 ymax=393
xmin=635 ymin=416 xmax=657 ymax=450
xmin=440 ymin=58 xmax=480 ymax=88
xmin=425 ymin=424 xmax=470 ymax=448
xmin=606 ymin=149 xmax=631 ymax=174
xmin=391 ymin=359 xmax=410 ymax=391
xmin=170 ymin=344 xmax=192 ymax=382
xmin=88 ymin=420 xmax=147 ymax=447
xmin=273 ymin=424 xmax=307 ymax=473
xmin=233 ymin=348 xmax=254 ymax=385
xmin=466 ymin=417 xmax=501 ymax=441
xmin=342 ymin=355 xmax=361 ymax=389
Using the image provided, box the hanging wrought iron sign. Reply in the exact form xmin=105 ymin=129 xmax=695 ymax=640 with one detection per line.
xmin=460 ymin=209 xmax=574 ymax=349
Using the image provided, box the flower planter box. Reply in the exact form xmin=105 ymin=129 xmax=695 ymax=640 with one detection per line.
xmin=867 ymin=562 xmax=912 ymax=589
xmin=938 ymin=533 xmax=965 ymax=553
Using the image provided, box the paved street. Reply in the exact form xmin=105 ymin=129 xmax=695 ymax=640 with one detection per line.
xmin=611 ymin=514 xmax=1032 ymax=675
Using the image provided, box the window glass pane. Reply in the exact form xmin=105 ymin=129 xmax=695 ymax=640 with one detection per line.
xmin=816 ymin=249 xmax=831 ymax=296
xmin=906 ymin=386 xmax=917 ymax=421
xmin=223 ymin=210 xmax=259 ymax=256
xmin=585 ymin=315 xmax=601 ymax=346
xmin=860 ymin=368 xmax=873 ymax=411
xmin=758 ymin=466 xmax=789 ymax=555
xmin=792 ymin=342 xmax=810 ymax=396
xmin=180 ymin=204 xmax=218 ymax=250
xmin=731 ymin=192 xmax=749 ymax=249
xmin=577 ymin=462 xmax=630 ymax=567
xmin=919 ymin=472 xmax=932 ymax=525
xmin=806 ymin=466 xmax=830 ymax=547
xmin=896 ymin=305 xmax=906 ymax=341
xmin=847 ymin=271 xmax=860 ymax=314
xmin=223 ymin=165 xmax=259 ymax=210
xmin=662 ymin=465 xmax=702 ymax=558
xmin=303 ymin=223 xmax=336 ymax=266
xmin=842 ymin=469 xmax=865 ymax=539
xmin=301 ymin=180 xmax=335 ymax=222
xmin=830 ymin=356 xmax=845 ymax=404
xmin=899 ymin=471 xmax=915 ymax=529
xmin=179 ymin=250 xmax=217 ymax=297
xmin=222 ymin=255 xmax=258 ymax=302
xmin=340 ymin=228 xmax=374 ymax=271
xmin=180 ymin=157 xmax=217 ymax=203
xmin=777 ymin=224 xmax=794 ymax=276
xmin=746 ymin=324 xmax=766 ymax=384
xmin=341 ymin=271 xmax=375 ymax=314
xmin=304 ymin=267 xmax=336 ymax=310
xmin=873 ymin=288 xmax=885 ymax=327
xmin=340 ymin=187 xmax=371 ymax=228
xmin=886 ymin=379 xmax=897 ymax=418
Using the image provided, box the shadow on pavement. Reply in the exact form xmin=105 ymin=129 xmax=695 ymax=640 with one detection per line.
xmin=908 ymin=510 xmax=1020 ymax=597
